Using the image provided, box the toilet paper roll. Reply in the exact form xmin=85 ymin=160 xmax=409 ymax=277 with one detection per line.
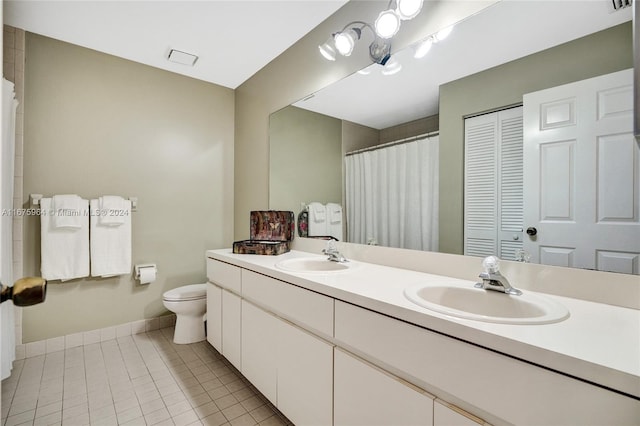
xmin=138 ymin=267 xmax=156 ymax=285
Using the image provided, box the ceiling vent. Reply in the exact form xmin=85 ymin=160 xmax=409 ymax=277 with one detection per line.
xmin=608 ymin=0 xmax=632 ymax=12
xmin=167 ymin=49 xmax=198 ymax=66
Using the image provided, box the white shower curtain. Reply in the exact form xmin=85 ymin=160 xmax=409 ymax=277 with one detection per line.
xmin=1 ymin=78 xmax=18 ymax=379
xmin=345 ymin=135 xmax=439 ymax=251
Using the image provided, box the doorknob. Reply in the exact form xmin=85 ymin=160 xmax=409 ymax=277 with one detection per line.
xmin=526 ymin=227 xmax=538 ymax=236
xmin=0 ymin=277 xmax=47 ymax=306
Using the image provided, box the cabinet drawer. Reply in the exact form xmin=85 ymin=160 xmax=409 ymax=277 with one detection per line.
xmin=334 ymin=301 xmax=640 ymax=425
xmin=207 ymin=258 xmax=241 ymax=293
xmin=242 ymin=269 xmax=334 ymax=337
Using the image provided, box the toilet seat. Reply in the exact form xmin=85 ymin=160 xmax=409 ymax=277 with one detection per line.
xmin=163 ymin=283 xmax=207 ymax=302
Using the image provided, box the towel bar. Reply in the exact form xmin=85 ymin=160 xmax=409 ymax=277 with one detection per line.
xmin=30 ymin=194 xmax=138 ymax=211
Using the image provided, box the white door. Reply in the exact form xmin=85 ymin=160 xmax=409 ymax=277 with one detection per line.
xmin=523 ymin=69 xmax=639 ymax=274
xmin=464 ymin=106 xmax=524 ymax=260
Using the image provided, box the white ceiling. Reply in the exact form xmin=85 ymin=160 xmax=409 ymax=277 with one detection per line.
xmin=294 ymin=0 xmax=633 ymax=129
xmin=3 ymin=1 xmax=633 ymax=119
xmin=3 ymin=0 xmax=348 ymax=89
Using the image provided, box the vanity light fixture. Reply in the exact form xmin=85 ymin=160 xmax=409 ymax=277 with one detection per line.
xmin=334 ymin=27 xmax=362 ymax=56
xmin=319 ymin=0 xmax=423 ymax=65
xmin=397 ymin=0 xmax=424 ymax=20
xmin=375 ymin=9 xmax=401 ymax=39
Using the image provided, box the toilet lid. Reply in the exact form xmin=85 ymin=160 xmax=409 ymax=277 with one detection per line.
xmin=163 ymin=283 xmax=207 ymax=301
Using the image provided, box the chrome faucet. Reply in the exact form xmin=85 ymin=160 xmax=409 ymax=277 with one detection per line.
xmin=474 ymin=256 xmax=522 ymax=296
xmin=322 ymin=241 xmax=348 ymax=263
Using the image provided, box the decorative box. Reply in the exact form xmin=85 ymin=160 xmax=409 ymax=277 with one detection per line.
xmin=233 ymin=210 xmax=295 ymax=255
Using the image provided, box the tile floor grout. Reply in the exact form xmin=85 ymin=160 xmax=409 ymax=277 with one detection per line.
xmin=1 ymin=327 xmax=292 ymax=426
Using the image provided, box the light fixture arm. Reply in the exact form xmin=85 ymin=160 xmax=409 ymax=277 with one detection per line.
xmin=334 ymin=20 xmax=392 ymax=66
xmin=320 ymin=0 xmax=425 ymax=66
xmin=336 ymin=21 xmax=372 ymax=36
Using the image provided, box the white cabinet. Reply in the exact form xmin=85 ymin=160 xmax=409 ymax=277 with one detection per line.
xmin=206 ymin=283 xmax=222 ymax=352
xmin=242 ymin=269 xmax=334 ymax=337
xmin=221 ymin=289 xmax=242 ymax=370
xmin=207 ymin=259 xmax=241 ymax=293
xmin=206 ymin=259 xmax=242 ymax=370
xmin=241 ymin=300 xmax=277 ymax=404
xmin=334 ymin=348 xmax=434 ymax=426
xmin=277 ymin=319 xmax=333 ymax=426
xmin=434 ymin=400 xmax=485 ymax=426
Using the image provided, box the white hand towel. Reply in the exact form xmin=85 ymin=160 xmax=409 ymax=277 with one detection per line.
xmin=90 ymin=199 xmax=132 ymax=277
xmin=52 ymin=194 xmax=83 ymax=229
xmin=40 ymin=197 xmax=90 ymax=281
xmin=307 ymin=202 xmax=327 ymax=237
xmin=326 ymin=203 xmax=343 ymax=241
xmin=98 ymin=195 xmax=127 ymax=226
xmin=326 ymin=203 xmax=342 ymax=224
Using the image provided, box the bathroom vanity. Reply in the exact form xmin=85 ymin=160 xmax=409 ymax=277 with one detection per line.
xmin=205 ymin=248 xmax=639 ymax=425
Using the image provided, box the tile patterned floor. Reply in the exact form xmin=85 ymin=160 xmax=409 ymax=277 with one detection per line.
xmin=1 ymin=327 xmax=292 ymax=426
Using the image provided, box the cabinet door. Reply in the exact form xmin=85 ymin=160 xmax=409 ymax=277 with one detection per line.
xmin=277 ymin=319 xmax=333 ymax=426
xmin=222 ymin=289 xmax=242 ymax=370
xmin=241 ymin=300 xmax=277 ymax=404
xmin=206 ymin=283 xmax=222 ymax=352
xmin=334 ymin=348 xmax=434 ymax=426
xmin=434 ymin=400 xmax=484 ymax=426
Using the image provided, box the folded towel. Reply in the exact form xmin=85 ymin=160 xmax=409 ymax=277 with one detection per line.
xmin=40 ymin=197 xmax=90 ymax=281
xmin=326 ymin=203 xmax=343 ymax=241
xmin=326 ymin=203 xmax=342 ymax=224
xmin=309 ymin=202 xmax=326 ymax=222
xmin=52 ymin=194 xmax=83 ymax=229
xmin=98 ymin=195 xmax=127 ymax=226
xmin=90 ymin=199 xmax=132 ymax=277
xmin=307 ymin=202 xmax=327 ymax=236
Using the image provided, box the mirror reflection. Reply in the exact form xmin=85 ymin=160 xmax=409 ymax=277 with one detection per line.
xmin=269 ymin=1 xmax=638 ymax=275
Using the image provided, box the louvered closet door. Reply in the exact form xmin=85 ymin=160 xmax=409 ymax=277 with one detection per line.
xmin=464 ymin=106 xmax=524 ymax=260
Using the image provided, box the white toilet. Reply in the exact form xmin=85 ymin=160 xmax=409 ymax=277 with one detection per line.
xmin=162 ymin=283 xmax=207 ymax=344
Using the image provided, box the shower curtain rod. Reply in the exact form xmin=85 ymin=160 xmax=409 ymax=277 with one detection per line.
xmin=345 ymin=130 xmax=439 ymax=156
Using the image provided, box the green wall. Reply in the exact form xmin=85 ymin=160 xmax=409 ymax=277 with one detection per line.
xmin=269 ymin=106 xmax=342 ymax=217
xmin=23 ymin=33 xmax=235 ymax=341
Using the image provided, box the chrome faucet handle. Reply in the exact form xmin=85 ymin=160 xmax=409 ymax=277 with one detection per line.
xmin=474 ymin=256 xmax=522 ymax=296
xmin=322 ymin=241 xmax=348 ymax=263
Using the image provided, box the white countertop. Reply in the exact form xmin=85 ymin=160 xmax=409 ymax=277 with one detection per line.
xmin=207 ymin=249 xmax=640 ymax=399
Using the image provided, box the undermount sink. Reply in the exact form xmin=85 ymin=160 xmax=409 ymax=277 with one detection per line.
xmin=275 ymin=257 xmax=355 ymax=274
xmin=403 ymin=284 xmax=569 ymax=325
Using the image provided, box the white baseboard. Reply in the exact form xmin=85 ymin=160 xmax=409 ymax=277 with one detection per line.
xmin=16 ymin=314 xmax=176 ymax=359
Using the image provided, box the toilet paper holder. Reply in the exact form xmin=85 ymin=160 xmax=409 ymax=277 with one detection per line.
xmin=135 ymin=263 xmax=157 ymax=281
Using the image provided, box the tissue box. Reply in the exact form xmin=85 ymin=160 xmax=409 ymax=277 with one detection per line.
xmin=233 ymin=210 xmax=295 ymax=255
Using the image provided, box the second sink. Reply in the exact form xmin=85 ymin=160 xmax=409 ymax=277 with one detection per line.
xmin=404 ymin=283 xmax=569 ymax=325
xmin=275 ymin=257 xmax=354 ymax=274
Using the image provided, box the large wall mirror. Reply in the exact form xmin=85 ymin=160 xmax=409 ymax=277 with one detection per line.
xmin=270 ymin=1 xmax=638 ymax=274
